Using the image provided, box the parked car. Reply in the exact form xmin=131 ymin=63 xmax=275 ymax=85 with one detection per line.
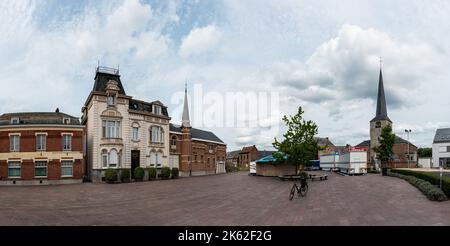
xmin=249 ymin=161 xmax=257 ymax=176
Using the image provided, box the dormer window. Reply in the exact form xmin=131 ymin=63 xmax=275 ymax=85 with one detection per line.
xmin=11 ymin=117 xmax=19 ymax=124
xmin=107 ymin=95 xmax=116 ymax=106
xmin=63 ymin=117 xmax=71 ymax=124
xmin=153 ymin=105 xmax=161 ymax=115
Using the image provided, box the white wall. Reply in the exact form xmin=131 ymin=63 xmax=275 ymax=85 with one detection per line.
xmin=432 ymin=143 xmax=450 ymax=168
xmin=418 ymin=158 xmax=431 ymax=168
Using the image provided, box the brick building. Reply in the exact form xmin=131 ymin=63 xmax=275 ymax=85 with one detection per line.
xmin=356 ymin=68 xmax=417 ymax=169
xmin=169 ymin=85 xmax=226 ymax=177
xmin=0 ymin=111 xmax=84 ymax=185
xmin=227 ymin=145 xmax=275 ymax=169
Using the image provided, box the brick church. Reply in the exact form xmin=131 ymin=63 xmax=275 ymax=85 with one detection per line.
xmin=356 ymin=68 xmax=417 ymax=169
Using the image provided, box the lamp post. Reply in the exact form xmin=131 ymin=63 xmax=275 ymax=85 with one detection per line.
xmin=405 ymin=129 xmax=412 ymax=168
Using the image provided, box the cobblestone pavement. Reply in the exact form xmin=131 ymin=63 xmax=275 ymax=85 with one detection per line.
xmin=1 ymin=172 xmax=449 ymax=225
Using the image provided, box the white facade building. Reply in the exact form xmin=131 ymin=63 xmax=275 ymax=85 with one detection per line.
xmin=82 ymin=67 xmax=171 ymax=181
xmin=432 ymin=128 xmax=450 ymax=169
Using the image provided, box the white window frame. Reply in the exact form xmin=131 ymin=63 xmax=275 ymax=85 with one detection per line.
xmin=11 ymin=117 xmax=19 ymax=124
xmin=34 ymin=161 xmax=48 ymax=178
xmin=61 ymin=160 xmax=73 ymax=177
xmin=132 ymin=127 xmax=139 ymax=141
xmin=63 ymin=117 xmax=71 ymax=124
xmin=153 ymin=105 xmax=161 ymax=115
xmin=101 ymin=149 xmax=108 ymax=168
xmin=109 ymin=149 xmax=118 ymax=168
xmin=62 ymin=134 xmax=72 ymax=151
xmin=10 ymin=134 xmax=20 ymax=152
xmin=107 ymin=94 xmax=116 ymax=106
xmin=36 ymin=134 xmax=47 ymax=151
xmin=8 ymin=161 xmax=21 ymax=178
xmin=102 ymin=120 xmax=121 ymax=138
xmin=150 ymin=126 xmax=164 ymax=143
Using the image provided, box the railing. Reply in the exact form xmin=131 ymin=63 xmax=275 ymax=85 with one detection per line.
xmin=97 ymin=66 xmax=119 ymax=75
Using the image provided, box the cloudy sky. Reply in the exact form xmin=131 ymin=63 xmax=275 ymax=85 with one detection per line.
xmin=1 ymin=0 xmax=450 ymax=151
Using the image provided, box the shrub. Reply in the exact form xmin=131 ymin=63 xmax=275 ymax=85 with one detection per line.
xmin=171 ymin=168 xmax=179 ymax=179
xmin=120 ymin=169 xmax=130 ymax=182
xmin=161 ymin=166 xmax=171 ymax=179
xmin=147 ymin=167 xmax=157 ymax=180
xmin=105 ymin=168 xmax=118 ymax=184
xmin=388 ymin=170 xmax=447 ymax=201
xmin=391 ymin=169 xmax=450 ymax=197
xmin=134 ymin=167 xmax=145 ymax=181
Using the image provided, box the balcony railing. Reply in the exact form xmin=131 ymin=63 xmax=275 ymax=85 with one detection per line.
xmin=97 ymin=66 xmax=119 ymax=75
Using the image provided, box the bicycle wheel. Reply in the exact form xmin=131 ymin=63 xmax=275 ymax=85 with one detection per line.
xmin=289 ymin=185 xmax=296 ymax=200
xmin=299 ymin=184 xmax=308 ymax=197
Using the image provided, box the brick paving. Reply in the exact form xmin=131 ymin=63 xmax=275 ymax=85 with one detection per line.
xmin=0 ymin=171 xmax=449 ymax=225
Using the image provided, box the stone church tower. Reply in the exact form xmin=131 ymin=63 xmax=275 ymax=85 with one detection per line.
xmin=180 ymin=83 xmax=192 ymax=176
xmin=369 ymin=69 xmax=392 ymax=166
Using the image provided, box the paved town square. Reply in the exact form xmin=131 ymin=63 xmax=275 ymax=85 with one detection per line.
xmin=1 ymin=172 xmax=449 ymax=226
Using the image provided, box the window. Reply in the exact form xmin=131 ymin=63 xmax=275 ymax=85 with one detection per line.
xmin=207 ymin=158 xmax=210 ymax=166
xmin=109 ymin=149 xmax=118 ymax=168
xmin=63 ymin=118 xmax=71 ymax=124
xmin=375 ymin=121 xmax=381 ymax=128
xmin=102 ymin=149 xmax=108 ymax=168
xmin=102 ymin=120 xmax=121 ymax=138
xmin=132 ymin=127 xmax=139 ymax=141
xmin=11 ymin=117 xmax=20 ymax=124
xmin=194 ymin=154 xmax=198 ymax=162
xmin=61 ymin=161 xmax=73 ymax=177
xmin=171 ymin=136 xmax=177 ymax=146
xmin=150 ymin=126 xmax=164 ymax=143
xmin=150 ymin=151 xmax=156 ymax=166
xmin=153 ymin=105 xmax=161 ymax=115
xmin=156 ymin=151 xmax=163 ymax=166
xmin=35 ymin=161 xmax=47 ymax=177
xmin=36 ymin=134 xmax=46 ymax=151
xmin=10 ymin=135 xmax=20 ymax=152
xmin=107 ymin=95 xmax=116 ymax=106
xmin=8 ymin=162 xmax=21 ymax=178
xmin=447 ymin=146 xmax=450 ymax=153
xmin=439 ymin=146 xmax=448 ymax=153
xmin=62 ymin=134 xmax=72 ymax=151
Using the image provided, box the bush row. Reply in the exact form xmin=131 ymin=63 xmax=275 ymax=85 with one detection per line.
xmin=104 ymin=167 xmax=179 ymax=184
xmin=388 ymin=171 xmax=447 ymax=201
xmin=390 ymin=169 xmax=450 ymax=197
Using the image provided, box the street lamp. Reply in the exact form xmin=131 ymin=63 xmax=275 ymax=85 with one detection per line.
xmin=405 ymin=129 xmax=412 ymax=168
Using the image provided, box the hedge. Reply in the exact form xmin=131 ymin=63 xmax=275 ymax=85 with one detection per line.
xmin=161 ymin=167 xmax=171 ymax=179
xmin=147 ymin=167 xmax=157 ymax=180
xmin=105 ymin=168 xmax=118 ymax=183
xmin=391 ymin=169 xmax=450 ymax=197
xmin=134 ymin=167 xmax=145 ymax=181
xmin=120 ymin=169 xmax=130 ymax=182
xmin=171 ymin=168 xmax=179 ymax=179
xmin=388 ymin=171 xmax=447 ymax=201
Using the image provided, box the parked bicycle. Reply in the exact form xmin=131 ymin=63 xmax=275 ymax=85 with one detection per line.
xmin=289 ymin=177 xmax=308 ymax=200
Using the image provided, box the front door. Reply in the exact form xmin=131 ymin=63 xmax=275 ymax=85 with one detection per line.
xmin=131 ymin=150 xmax=140 ymax=178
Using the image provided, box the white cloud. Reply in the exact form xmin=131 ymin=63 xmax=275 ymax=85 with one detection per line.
xmin=178 ymin=24 xmax=222 ymax=58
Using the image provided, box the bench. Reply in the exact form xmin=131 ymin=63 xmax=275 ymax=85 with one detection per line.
xmin=278 ymin=175 xmax=302 ymax=181
xmin=309 ymin=174 xmax=328 ymax=181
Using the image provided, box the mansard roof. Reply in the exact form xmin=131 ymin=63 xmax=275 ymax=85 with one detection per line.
xmin=93 ymin=67 xmax=126 ymax=95
xmin=433 ymin=128 xmax=450 ymax=143
xmin=169 ymin=123 xmax=224 ymax=144
xmin=129 ymin=99 xmax=169 ymax=117
xmin=0 ymin=112 xmax=81 ymax=126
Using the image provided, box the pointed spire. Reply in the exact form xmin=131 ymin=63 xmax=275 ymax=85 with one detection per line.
xmin=182 ymin=80 xmax=191 ymax=128
xmin=371 ymin=68 xmax=391 ymax=122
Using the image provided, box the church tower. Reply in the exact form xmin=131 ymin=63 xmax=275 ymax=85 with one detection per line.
xmin=180 ymin=82 xmax=192 ymax=176
xmin=369 ymin=68 xmax=392 ymax=166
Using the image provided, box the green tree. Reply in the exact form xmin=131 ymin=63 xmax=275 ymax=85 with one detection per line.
xmin=374 ymin=124 xmax=396 ymax=168
xmin=272 ymin=106 xmax=319 ymax=174
xmin=417 ymin=147 xmax=432 ymax=158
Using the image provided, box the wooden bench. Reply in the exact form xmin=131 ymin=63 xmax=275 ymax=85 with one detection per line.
xmin=309 ymin=174 xmax=328 ymax=181
xmin=278 ymin=175 xmax=302 ymax=181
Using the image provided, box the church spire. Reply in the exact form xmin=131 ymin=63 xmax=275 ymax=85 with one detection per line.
xmin=182 ymin=80 xmax=191 ymax=128
xmin=371 ymin=67 xmax=391 ymax=122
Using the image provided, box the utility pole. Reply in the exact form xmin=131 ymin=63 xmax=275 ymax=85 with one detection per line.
xmin=405 ymin=129 xmax=412 ymax=168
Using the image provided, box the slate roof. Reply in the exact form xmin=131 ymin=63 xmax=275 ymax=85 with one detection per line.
xmin=226 ymin=150 xmax=240 ymax=159
xmin=355 ymin=136 xmax=416 ymax=148
xmin=129 ymin=99 xmax=169 ymax=117
xmin=169 ymin=124 xmax=224 ymax=144
xmin=0 ymin=112 xmax=81 ymax=126
xmin=258 ymin=150 xmax=276 ymax=159
xmin=316 ymin=137 xmax=335 ymax=147
xmin=93 ymin=70 xmax=126 ymax=95
xmin=371 ymin=69 xmax=392 ymax=122
xmin=433 ymin=128 xmax=450 ymax=143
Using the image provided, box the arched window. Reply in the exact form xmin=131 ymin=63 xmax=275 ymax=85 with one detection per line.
xmin=156 ymin=150 xmax=163 ymax=166
xmin=150 ymin=150 xmax=156 ymax=166
xmin=102 ymin=149 xmax=108 ymax=168
xmin=109 ymin=149 xmax=118 ymax=167
xmin=150 ymin=126 xmax=164 ymax=143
